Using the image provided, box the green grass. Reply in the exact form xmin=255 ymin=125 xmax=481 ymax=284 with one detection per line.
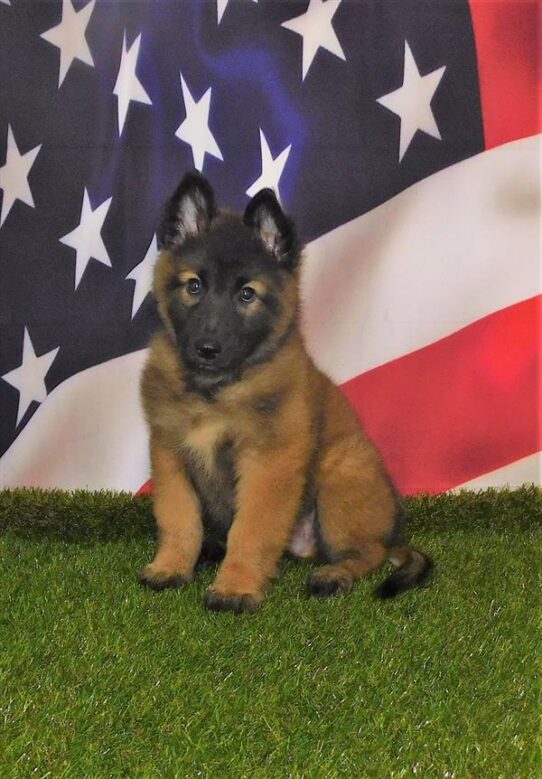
xmin=0 ymin=487 xmax=540 ymax=778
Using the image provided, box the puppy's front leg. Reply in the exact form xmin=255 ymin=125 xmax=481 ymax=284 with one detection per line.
xmin=205 ymin=448 xmax=305 ymax=613
xmin=138 ymin=432 xmax=203 ymax=590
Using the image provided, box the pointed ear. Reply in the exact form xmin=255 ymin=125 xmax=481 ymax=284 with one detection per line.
xmin=158 ymin=170 xmax=216 ymax=249
xmin=243 ymin=188 xmax=300 ymax=270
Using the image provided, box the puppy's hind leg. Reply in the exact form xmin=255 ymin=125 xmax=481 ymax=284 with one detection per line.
xmin=308 ymin=542 xmax=388 ymax=597
xmin=308 ymin=433 xmax=395 ymax=597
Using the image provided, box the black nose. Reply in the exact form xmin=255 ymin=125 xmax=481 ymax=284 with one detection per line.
xmin=196 ymin=341 xmax=222 ymax=361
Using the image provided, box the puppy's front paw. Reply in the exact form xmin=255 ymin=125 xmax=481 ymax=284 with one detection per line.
xmin=137 ymin=564 xmax=190 ymax=591
xmin=204 ymin=589 xmax=261 ymax=614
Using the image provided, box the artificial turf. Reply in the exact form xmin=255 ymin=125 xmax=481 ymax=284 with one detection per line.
xmin=0 ymin=487 xmax=539 ymax=777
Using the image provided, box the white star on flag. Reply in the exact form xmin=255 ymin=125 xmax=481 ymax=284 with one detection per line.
xmin=175 ymin=73 xmax=223 ymax=171
xmin=246 ymin=130 xmax=291 ymax=203
xmin=1 ymin=328 xmax=59 ymax=427
xmin=376 ymin=40 xmax=446 ymax=162
xmin=282 ymin=0 xmax=345 ymax=81
xmin=113 ymin=32 xmax=152 ymax=135
xmin=216 ymin=0 xmax=258 ymax=24
xmin=0 ymin=125 xmax=41 ymax=227
xmin=60 ymin=188 xmax=113 ymax=289
xmin=40 ymin=0 xmax=96 ymax=88
xmin=125 ymin=235 xmax=158 ymax=319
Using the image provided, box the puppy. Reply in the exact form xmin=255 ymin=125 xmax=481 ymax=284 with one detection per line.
xmin=138 ymin=171 xmax=432 ymax=612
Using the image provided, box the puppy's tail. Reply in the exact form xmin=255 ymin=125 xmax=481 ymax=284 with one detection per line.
xmin=375 ymin=546 xmax=434 ymax=599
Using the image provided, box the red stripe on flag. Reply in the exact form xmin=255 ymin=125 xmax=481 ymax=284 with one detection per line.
xmin=342 ymin=296 xmax=541 ymax=495
xmin=136 ymin=480 xmax=152 ymax=496
xmin=470 ymin=0 xmax=541 ymax=149
xmin=137 ymin=298 xmax=540 ymax=497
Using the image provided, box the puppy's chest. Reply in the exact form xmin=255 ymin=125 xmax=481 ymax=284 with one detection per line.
xmin=181 ymin=413 xmax=238 ymax=530
xmin=183 ymin=416 xmax=230 ymax=475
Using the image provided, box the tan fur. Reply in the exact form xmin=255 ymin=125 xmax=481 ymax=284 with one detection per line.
xmin=140 ymin=434 xmax=203 ymax=586
xmin=140 ymin=244 xmax=424 ymax=610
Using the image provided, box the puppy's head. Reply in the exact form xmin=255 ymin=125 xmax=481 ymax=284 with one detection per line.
xmin=153 ymin=171 xmax=301 ymax=385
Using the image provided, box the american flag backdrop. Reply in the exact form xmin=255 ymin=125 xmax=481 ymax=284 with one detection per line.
xmin=0 ymin=0 xmax=539 ymax=494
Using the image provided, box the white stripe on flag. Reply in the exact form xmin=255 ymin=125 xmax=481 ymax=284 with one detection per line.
xmin=1 ymin=349 xmax=149 ymax=490
xmin=1 ymin=136 xmax=539 ymax=491
xmin=450 ymin=452 xmax=541 ymax=491
xmin=302 ymin=134 xmax=541 ymax=384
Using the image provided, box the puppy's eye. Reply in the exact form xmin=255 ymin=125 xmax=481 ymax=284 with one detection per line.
xmin=240 ymin=286 xmax=256 ymax=303
xmin=187 ymin=278 xmax=201 ymax=295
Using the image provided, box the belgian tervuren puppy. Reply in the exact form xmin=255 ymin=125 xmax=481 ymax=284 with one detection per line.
xmin=139 ymin=171 xmax=432 ymax=612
